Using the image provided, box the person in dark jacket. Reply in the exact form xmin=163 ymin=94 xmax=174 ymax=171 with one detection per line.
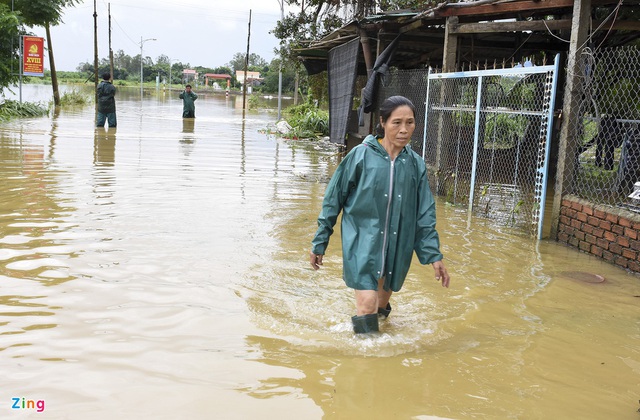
xmin=179 ymin=85 xmax=198 ymax=118
xmin=310 ymin=95 xmax=450 ymax=334
xmin=96 ymin=73 xmax=117 ymax=128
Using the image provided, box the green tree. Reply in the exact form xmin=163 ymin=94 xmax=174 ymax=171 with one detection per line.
xmin=227 ymin=52 xmax=267 ymax=74
xmin=0 ymin=4 xmax=21 ymax=92
xmin=272 ymin=1 xmax=439 ymax=103
xmin=113 ymin=49 xmax=133 ymax=74
xmin=274 ymin=0 xmax=436 ymax=63
xmin=6 ymin=0 xmax=82 ymax=106
xmin=212 ymin=66 xmax=233 ymax=76
xmin=262 ymin=57 xmax=295 ymax=94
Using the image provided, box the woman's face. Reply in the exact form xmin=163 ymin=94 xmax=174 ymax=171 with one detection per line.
xmin=380 ymin=105 xmax=416 ymax=149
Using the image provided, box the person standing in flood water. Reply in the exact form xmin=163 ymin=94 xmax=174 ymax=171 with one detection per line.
xmin=96 ymin=73 xmax=117 ymax=128
xmin=179 ymin=85 xmax=198 ymax=118
xmin=310 ymin=95 xmax=450 ymax=334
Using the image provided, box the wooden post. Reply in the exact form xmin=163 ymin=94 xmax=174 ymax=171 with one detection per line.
xmin=109 ymin=3 xmax=114 ymax=82
xmin=549 ymin=0 xmax=591 ymax=239
xmin=242 ymin=9 xmax=251 ymax=118
xmin=45 ymin=24 xmax=60 ymax=107
xmin=432 ymin=16 xmax=460 ymax=194
xmin=359 ymin=29 xmax=373 ymax=76
xmin=93 ymin=0 xmax=98 ymax=115
xmin=443 ymin=16 xmax=459 ymax=72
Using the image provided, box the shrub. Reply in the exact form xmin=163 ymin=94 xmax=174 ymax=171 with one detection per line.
xmin=0 ymin=100 xmax=48 ymax=121
xmin=59 ymin=89 xmax=89 ymax=106
xmin=284 ymin=102 xmax=329 ymax=139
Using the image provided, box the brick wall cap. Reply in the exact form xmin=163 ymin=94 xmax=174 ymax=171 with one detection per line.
xmin=564 ymin=195 xmax=640 ymax=224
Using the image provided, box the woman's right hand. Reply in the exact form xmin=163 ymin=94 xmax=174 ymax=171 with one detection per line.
xmin=432 ymin=260 xmax=450 ymax=288
xmin=310 ymin=252 xmax=323 ymax=270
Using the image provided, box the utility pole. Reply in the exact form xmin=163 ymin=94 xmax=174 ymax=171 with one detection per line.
xmin=109 ymin=3 xmax=114 ymax=82
xmin=277 ymin=0 xmax=284 ymax=121
xmin=242 ymin=10 xmax=251 ymax=118
xmin=93 ymin=0 xmax=98 ymax=114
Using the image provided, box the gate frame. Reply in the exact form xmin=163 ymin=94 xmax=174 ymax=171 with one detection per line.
xmin=422 ymin=54 xmax=561 ymax=239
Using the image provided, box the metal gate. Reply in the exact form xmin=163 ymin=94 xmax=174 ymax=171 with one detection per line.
xmin=423 ymin=55 xmax=560 ymax=238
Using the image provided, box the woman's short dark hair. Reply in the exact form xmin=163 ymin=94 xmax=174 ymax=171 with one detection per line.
xmin=375 ymin=95 xmax=416 ymax=137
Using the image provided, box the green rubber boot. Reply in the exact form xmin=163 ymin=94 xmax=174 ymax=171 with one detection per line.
xmin=378 ymin=303 xmax=392 ymax=319
xmin=351 ymin=313 xmax=379 ymax=334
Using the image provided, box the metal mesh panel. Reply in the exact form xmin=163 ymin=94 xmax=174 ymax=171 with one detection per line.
xmin=562 ymin=46 xmax=640 ymax=211
xmin=424 ymin=63 xmax=558 ymax=237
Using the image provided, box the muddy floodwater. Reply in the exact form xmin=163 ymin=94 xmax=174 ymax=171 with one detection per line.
xmin=1 ymin=85 xmax=639 ymax=419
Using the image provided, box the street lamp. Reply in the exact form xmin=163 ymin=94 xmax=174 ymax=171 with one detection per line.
xmin=168 ymin=58 xmax=174 ymax=92
xmin=139 ymin=36 xmax=156 ymax=97
xmin=277 ymin=0 xmax=284 ymax=121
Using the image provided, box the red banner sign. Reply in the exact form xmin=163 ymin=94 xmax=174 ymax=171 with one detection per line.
xmin=23 ymin=36 xmax=45 ymax=77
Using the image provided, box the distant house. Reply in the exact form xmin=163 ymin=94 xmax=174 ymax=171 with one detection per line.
xmin=182 ymin=69 xmax=198 ymax=84
xmin=235 ymin=70 xmax=263 ymax=86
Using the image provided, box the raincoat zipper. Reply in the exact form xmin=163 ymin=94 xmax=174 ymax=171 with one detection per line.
xmin=380 ymin=158 xmax=395 ymax=278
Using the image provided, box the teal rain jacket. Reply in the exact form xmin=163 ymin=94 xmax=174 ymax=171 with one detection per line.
xmin=311 ymin=134 xmax=443 ymax=292
xmin=179 ymin=90 xmax=198 ymax=115
xmin=96 ymin=81 xmax=116 ymax=114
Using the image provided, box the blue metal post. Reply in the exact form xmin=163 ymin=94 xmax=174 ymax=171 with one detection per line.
xmin=537 ymin=53 xmax=562 ymax=239
xmin=468 ymin=76 xmax=484 ymax=219
xmin=422 ymin=67 xmax=432 ymax=160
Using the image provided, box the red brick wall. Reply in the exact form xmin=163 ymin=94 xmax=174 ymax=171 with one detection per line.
xmin=558 ymin=195 xmax=640 ymax=272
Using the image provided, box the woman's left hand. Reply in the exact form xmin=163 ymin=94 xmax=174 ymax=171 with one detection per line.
xmin=432 ymin=260 xmax=450 ymax=288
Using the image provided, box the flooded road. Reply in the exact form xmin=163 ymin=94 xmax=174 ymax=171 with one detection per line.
xmin=1 ymin=85 xmax=639 ymax=419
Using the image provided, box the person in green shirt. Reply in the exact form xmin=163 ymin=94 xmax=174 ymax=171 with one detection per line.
xmin=179 ymin=84 xmax=198 ymax=118
xmin=310 ymin=95 xmax=450 ymax=334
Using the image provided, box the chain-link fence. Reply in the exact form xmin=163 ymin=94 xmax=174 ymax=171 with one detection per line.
xmin=369 ymin=64 xmax=560 ymax=237
xmin=422 ymin=61 xmax=559 ymax=237
xmin=357 ymin=46 xmax=639 ymax=236
xmin=562 ymin=46 xmax=640 ymax=211
xmin=378 ymin=68 xmax=430 ymax=156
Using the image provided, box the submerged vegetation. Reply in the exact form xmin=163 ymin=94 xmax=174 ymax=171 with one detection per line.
xmin=261 ymin=100 xmax=329 ymax=140
xmin=0 ymin=89 xmax=87 ymax=122
xmin=283 ymin=102 xmax=329 ymax=139
xmin=59 ymin=89 xmax=89 ymax=106
xmin=0 ymin=100 xmax=49 ymax=122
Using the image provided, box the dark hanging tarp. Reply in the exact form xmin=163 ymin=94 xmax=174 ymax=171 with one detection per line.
xmin=328 ymin=38 xmax=361 ymax=145
xmin=358 ymin=34 xmax=402 ymax=126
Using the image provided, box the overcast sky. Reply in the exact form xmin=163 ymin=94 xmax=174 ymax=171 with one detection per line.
xmin=30 ymin=0 xmax=288 ymax=72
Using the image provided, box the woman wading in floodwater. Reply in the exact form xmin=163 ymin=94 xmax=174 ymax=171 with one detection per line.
xmin=310 ymin=95 xmax=450 ymax=334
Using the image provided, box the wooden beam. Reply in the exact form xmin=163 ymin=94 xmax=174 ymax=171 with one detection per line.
xmin=399 ymin=19 xmax=425 ymax=34
xmin=453 ymin=19 xmax=571 ymax=34
xmin=432 ymin=0 xmax=620 ymax=18
xmin=452 ymin=19 xmax=640 ymax=34
xmin=435 ymin=0 xmax=575 ymax=17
